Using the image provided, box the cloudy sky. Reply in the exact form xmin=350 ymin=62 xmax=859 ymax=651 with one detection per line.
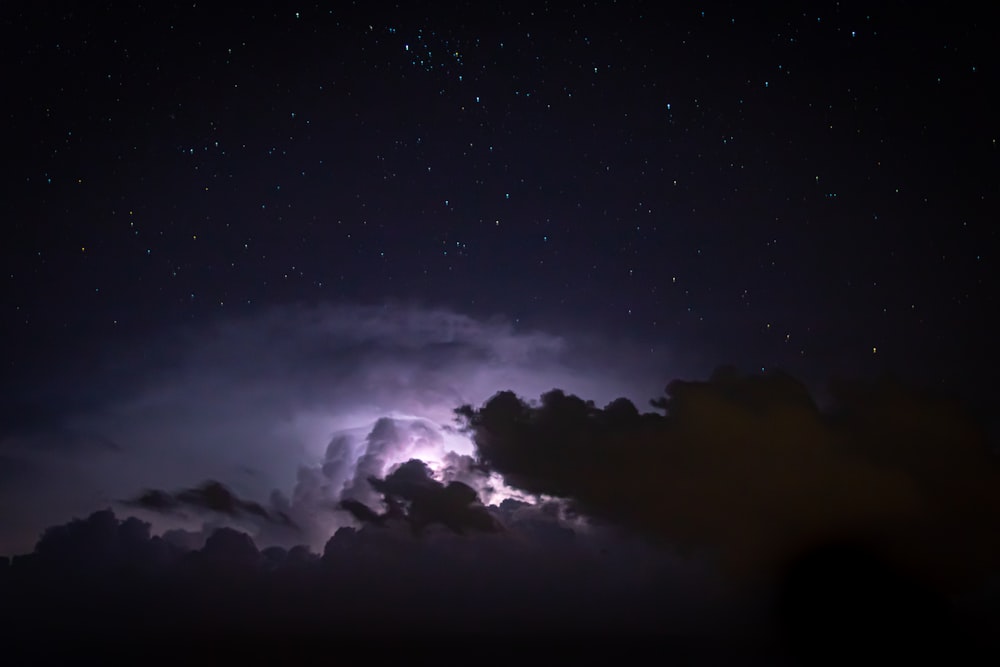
xmin=1 ymin=2 xmax=996 ymax=658
xmin=0 ymin=303 xmax=681 ymax=553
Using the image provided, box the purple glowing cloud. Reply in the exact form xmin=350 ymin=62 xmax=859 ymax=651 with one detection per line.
xmin=0 ymin=303 xmax=677 ymax=554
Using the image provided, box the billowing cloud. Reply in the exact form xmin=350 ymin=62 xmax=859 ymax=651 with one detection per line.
xmin=456 ymin=367 xmax=1000 ymax=592
xmin=0 ymin=303 xmax=668 ymax=555
xmin=348 ymin=458 xmax=501 ymax=535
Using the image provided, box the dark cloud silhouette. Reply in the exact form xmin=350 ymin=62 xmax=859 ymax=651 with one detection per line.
xmin=7 ymin=505 xmax=989 ymax=661
xmin=200 ymin=526 xmax=261 ymax=569
xmin=340 ymin=458 xmax=501 ymax=535
xmin=1 ymin=507 xmax=735 ymax=660
xmin=124 ymin=480 xmax=297 ymax=528
xmin=456 ymin=367 xmax=1000 ymax=593
xmin=339 ymin=497 xmax=387 ymax=526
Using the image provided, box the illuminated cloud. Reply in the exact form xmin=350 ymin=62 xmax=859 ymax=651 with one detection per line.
xmin=0 ymin=303 xmax=669 ymax=555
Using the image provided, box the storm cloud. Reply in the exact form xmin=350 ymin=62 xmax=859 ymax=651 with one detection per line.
xmin=456 ymin=367 xmax=1000 ymax=592
xmin=3 ymin=359 xmax=999 ymax=659
xmin=0 ymin=303 xmax=670 ymax=555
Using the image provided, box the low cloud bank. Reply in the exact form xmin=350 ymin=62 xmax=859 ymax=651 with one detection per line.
xmin=1 ymin=504 xmax=723 ymax=658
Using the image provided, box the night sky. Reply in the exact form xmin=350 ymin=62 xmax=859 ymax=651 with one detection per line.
xmin=1 ymin=1 xmax=997 ymax=660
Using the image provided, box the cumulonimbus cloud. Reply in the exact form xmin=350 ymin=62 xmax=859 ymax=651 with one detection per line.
xmin=0 ymin=302 xmax=670 ymax=555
